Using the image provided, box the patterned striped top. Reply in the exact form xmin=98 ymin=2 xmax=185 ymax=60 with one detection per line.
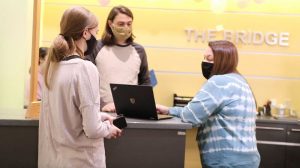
xmin=169 ymin=73 xmax=260 ymax=167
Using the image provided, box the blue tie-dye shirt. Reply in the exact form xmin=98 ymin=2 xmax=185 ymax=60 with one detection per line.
xmin=170 ymin=73 xmax=260 ymax=167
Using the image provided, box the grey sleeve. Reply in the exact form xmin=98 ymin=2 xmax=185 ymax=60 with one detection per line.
xmin=85 ymin=40 xmax=104 ymax=65
xmin=132 ymin=43 xmax=151 ymax=85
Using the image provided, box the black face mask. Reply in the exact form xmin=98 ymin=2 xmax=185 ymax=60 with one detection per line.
xmin=84 ymin=34 xmax=97 ymax=55
xmin=201 ymin=61 xmax=214 ymax=79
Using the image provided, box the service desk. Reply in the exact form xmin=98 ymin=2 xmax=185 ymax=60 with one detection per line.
xmin=0 ymin=112 xmax=192 ymax=168
xmin=105 ymin=117 xmax=192 ymax=168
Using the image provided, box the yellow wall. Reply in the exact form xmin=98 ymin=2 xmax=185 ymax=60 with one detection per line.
xmin=42 ymin=0 xmax=300 ymax=114
xmin=0 ymin=1 xmax=33 ymax=116
xmin=40 ymin=1 xmax=300 ymax=168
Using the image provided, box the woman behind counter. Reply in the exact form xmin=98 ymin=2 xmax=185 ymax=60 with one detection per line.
xmin=157 ymin=40 xmax=260 ymax=168
xmin=38 ymin=6 xmax=121 ymax=168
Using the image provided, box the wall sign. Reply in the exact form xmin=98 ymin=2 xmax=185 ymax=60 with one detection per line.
xmin=185 ymin=28 xmax=289 ymax=47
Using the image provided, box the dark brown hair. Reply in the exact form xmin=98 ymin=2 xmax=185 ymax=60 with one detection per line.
xmin=101 ymin=5 xmax=134 ymax=45
xmin=39 ymin=47 xmax=48 ymax=64
xmin=209 ymin=40 xmax=239 ymax=76
xmin=44 ymin=6 xmax=98 ymax=89
xmin=208 ymin=40 xmax=257 ymax=107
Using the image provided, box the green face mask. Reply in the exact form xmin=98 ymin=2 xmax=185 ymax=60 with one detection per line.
xmin=111 ymin=25 xmax=132 ymax=42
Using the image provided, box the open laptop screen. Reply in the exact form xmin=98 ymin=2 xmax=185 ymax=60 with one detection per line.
xmin=110 ymin=83 xmax=172 ymax=120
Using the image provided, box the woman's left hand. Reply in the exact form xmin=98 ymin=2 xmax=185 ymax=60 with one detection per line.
xmin=156 ymin=104 xmax=170 ymax=115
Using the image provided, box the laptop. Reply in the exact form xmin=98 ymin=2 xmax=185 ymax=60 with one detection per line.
xmin=110 ymin=83 xmax=173 ymax=120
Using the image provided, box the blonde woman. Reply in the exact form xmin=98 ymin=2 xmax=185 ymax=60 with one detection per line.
xmin=38 ymin=7 xmax=121 ymax=168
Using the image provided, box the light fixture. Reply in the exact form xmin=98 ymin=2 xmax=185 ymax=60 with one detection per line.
xmin=99 ymin=0 xmax=110 ymax=6
xmin=211 ymin=0 xmax=227 ymax=14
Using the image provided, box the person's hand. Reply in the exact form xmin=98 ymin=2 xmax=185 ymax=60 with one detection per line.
xmin=101 ymin=103 xmax=116 ymax=113
xmin=105 ymin=125 xmax=122 ymax=139
xmin=100 ymin=112 xmax=115 ymax=124
xmin=156 ymin=104 xmax=170 ymax=115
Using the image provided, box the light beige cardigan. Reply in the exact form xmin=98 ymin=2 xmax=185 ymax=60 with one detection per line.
xmin=38 ymin=58 xmax=112 ymax=168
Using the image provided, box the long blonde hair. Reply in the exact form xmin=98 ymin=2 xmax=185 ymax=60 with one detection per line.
xmin=43 ymin=6 xmax=98 ymax=89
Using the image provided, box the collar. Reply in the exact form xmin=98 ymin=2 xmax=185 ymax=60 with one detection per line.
xmin=62 ymin=55 xmax=81 ymax=61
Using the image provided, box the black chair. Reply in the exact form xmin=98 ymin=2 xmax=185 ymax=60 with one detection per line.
xmin=173 ymin=94 xmax=193 ymax=107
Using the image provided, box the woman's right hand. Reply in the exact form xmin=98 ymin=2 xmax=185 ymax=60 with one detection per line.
xmin=156 ymin=104 xmax=170 ymax=115
xmin=105 ymin=125 xmax=122 ymax=139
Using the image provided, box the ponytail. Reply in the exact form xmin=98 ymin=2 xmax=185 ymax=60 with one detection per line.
xmin=43 ymin=35 xmax=76 ymax=89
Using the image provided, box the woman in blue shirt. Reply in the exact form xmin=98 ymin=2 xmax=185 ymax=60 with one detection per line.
xmin=157 ymin=40 xmax=260 ymax=168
